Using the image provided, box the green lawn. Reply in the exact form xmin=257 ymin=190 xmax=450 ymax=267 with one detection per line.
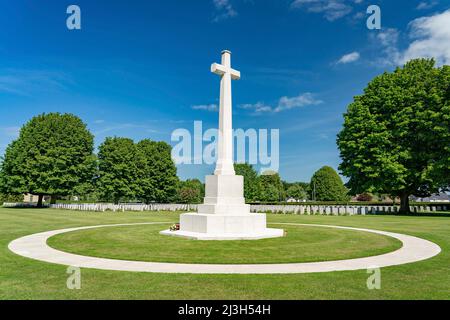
xmin=0 ymin=208 xmax=449 ymax=300
xmin=47 ymin=223 xmax=401 ymax=264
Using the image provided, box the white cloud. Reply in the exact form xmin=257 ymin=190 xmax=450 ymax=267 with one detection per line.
xmin=401 ymin=9 xmax=450 ymax=65
xmin=0 ymin=69 xmax=71 ymax=96
xmin=290 ymin=0 xmax=364 ymax=21
xmin=212 ymin=0 xmax=237 ymax=22
xmin=240 ymin=102 xmax=273 ymax=113
xmin=275 ymin=92 xmax=323 ymax=112
xmin=374 ymin=28 xmax=401 ymax=66
xmin=375 ymin=10 xmax=450 ymax=67
xmin=192 ymin=104 xmax=219 ymax=112
xmin=240 ymin=92 xmax=323 ymax=114
xmin=377 ymin=28 xmax=400 ymax=47
xmin=352 ymin=11 xmax=365 ymax=19
xmin=337 ymin=51 xmax=360 ymax=64
xmin=416 ymin=1 xmax=438 ymax=10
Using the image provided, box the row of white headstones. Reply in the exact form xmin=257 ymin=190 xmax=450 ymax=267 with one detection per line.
xmin=4 ymin=202 xmax=447 ymax=214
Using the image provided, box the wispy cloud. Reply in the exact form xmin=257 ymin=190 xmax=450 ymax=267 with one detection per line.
xmin=402 ymin=9 xmax=450 ymax=65
xmin=276 ymin=92 xmax=323 ymax=112
xmin=240 ymin=102 xmax=273 ymax=113
xmin=374 ymin=9 xmax=450 ymax=67
xmin=191 ymin=104 xmax=219 ymax=112
xmin=290 ymin=0 xmax=364 ymax=21
xmin=416 ymin=1 xmax=439 ymax=10
xmin=240 ymin=92 xmax=323 ymax=115
xmin=212 ymin=0 xmax=237 ymax=22
xmin=371 ymin=28 xmax=401 ymax=66
xmin=337 ymin=51 xmax=360 ymax=64
xmin=0 ymin=69 xmax=72 ymax=96
xmin=283 ymin=115 xmax=341 ymax=133
xmin=0 ymin=126 xmax=20 ymax=138
xmin=93 ymin=123 xmax=159 ymax=136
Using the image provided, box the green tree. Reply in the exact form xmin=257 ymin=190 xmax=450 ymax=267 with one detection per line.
xmin=0 ymin=113 xmax=96 ymax=207
xmin=284 ymin=181 xmax=310 ymax=198
xmin=286 ymin=184 xmax=308 ymax=201
xmin=259 ymin=184 xmax=280 ymax=202
xmin=258 ymin=171 xmax=284 ymax=202
xmin=0 ymin=193 xmax=23 ymax=205
xmin=137 ymin=140 xmax=178 ymax=203
xmin=176 ymin=179 xmax=204 ymax=204
xmin=97 ymin=137 xmax=142 ymax=203
xmin=234 ymin=163 xmax=260 ymax=202
xmin=310 ymin=166 xmax=348 ymax=201
xmin=337 ymin=59 xmax=450 ymax=213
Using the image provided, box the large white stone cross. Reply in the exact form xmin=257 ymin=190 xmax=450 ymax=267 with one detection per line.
xmin=159 ymin=50 xmax=284 ymax=240
xmin=211 ymin=50 xmax=241 ymax=176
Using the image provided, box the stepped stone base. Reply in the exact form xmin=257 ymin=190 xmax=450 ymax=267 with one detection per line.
xmin=161 ymin=175 xmax=284 ymax=240
xmin=160 ymin=212 xmax=284 ymax=240
xmin=160 ymin=210 xmax=284 ymax=240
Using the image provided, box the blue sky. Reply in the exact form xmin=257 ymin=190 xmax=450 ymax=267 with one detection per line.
xmin=0 ymin=0 xmax=449 ymax=182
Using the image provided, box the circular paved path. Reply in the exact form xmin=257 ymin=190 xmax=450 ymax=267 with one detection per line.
xmin=8 ymin=222 xmax=441 ymax=274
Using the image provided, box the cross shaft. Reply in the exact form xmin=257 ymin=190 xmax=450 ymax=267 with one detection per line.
xmin=211 ymin=50 xmax=240 ymax=176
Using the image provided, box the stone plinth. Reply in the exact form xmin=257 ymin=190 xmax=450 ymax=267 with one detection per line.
xmin=160 ymin=175 xmax=284 ymax=240
xmin=160 ymin=213 xmax=283 ymax=240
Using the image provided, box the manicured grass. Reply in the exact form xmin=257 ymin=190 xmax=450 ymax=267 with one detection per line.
xmin=47 ymin=223 xmax=401 ymax=264
xmin=0 ymin=208 xmax=449 ymax=299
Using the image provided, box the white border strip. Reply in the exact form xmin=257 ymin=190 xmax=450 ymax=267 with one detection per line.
xmin=8 ymin=222 xmax=441 ymax=274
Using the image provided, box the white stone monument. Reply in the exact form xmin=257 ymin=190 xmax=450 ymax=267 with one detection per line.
xmin=161 ymin=50 xmax=284 ymax=240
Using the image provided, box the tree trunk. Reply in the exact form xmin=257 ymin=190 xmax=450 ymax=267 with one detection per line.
xmin=37 ymin=194 xmax=44 ymax=208
xmin=399 ymin=193 xmax=411 ymax=214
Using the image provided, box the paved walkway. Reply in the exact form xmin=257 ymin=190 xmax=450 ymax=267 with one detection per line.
xmin=8 ymin=222 xmax=441 ymax=274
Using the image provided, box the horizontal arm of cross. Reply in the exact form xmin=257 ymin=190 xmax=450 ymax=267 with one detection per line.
xmin=211 ymin=63 xmax=241 ymax=80
xmin=230 ymin=68 xmax=241 ymax=80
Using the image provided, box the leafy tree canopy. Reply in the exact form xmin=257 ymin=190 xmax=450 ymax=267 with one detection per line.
xmin=97 ymin=137 xmax=141 ymax=203
xmin=337 ymin=59 xmax=450 ymax=213
xmin=286 ymin=184 xmax=308 ymax=201
xmin=0 ymin=113 xmax=96 ymax=206
xmin=137 ymin=139 xmax=178 ymax=203
xmin=258 ymin=171 xmax=285 ymax=202
xmin=234 ymin=163 xmax=260 ymax=202
xmin=310 ymin=166 xmax=348 ymax=201
xmin=176 ymin=179 xmax=204 ymax=204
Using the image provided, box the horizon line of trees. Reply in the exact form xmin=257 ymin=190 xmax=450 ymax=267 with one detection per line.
xmin=1 ymin=59 xmax=448 ymax=213
xmin=0 ymin=113 xmax=351 ymax=206
xmin=0 ymin=113 xmax=180 ymax=206
xmin=233 ymin=164 xmax=349 ymax=203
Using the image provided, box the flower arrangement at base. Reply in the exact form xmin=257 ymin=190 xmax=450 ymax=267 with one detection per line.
xmin=169 ymin=223 xmax=180 ymax=231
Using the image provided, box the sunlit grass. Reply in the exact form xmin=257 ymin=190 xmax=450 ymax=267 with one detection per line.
xmin=48 ymin=223 xmax=401 ymax=264
xmin=0 ymin=208 xmax=448 ymax=299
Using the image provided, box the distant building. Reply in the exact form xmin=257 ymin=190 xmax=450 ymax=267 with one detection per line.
xmin=411 ymin=193 xmax=450 ymax=203
xmin=23 ymin=194 xmax=51 ymax=203
xmin=286 ymin=198 xmax=307 ymax=203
